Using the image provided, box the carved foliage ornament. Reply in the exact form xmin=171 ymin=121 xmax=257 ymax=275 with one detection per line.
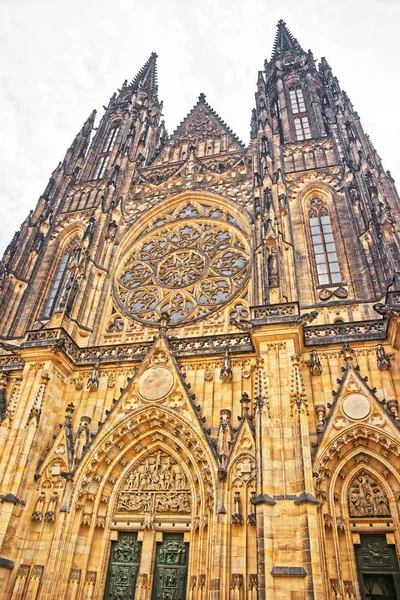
xmin=115 ymin=202 xmax=251 ymax=326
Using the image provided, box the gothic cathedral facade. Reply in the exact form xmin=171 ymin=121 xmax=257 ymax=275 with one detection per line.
xmin=1 ymin=21 xmax=400 ymax=600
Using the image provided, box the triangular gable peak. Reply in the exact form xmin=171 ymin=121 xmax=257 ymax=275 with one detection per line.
xmin=313 ymin=355 xmax=400 ymax=495
xmin=317 ymin=358 xmax=397 ymax=446
xmin=120 ymin=331 xmax=213 ymax=429
xmin=73 ymin=330 xmax=217 ymax=469
xmin=56 ymin=332 xmax=219 ymax=529
xmin=226 ymin=415 xmax=255 ymax=473
xmin=152 ymin=93 xmax=245 ymax=166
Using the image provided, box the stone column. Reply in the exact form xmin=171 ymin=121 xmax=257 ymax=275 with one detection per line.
xmin=135 ymin=529 xmax=156 ymax=600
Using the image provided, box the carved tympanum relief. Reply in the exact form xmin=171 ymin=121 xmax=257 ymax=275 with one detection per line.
xmin=348 ymin=471 xmax=391 ymax=518
xmin=116 ymin=451 xmax=191 ymax=514
xmin=114 ymin=201 xmax=251 ymax=326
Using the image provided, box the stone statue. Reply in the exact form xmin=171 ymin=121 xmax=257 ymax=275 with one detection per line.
xmin=309 ymin=350 xmax=323 ymax=376
xmin=87 ymin=361 xmax=100 ymax=391
xmin=219 ymin=348 xmax=233 ymax=382
xmin=376 ymin=344 xmax=391 ymax=371
xmin=267 ymin=247 xmax=278 ymax=286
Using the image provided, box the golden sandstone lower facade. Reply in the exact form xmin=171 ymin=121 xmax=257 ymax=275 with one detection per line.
xmin=1 ymin=313 xmax=400 ymax=599
xmin=1 ymin=20 xmax=400 ymax=600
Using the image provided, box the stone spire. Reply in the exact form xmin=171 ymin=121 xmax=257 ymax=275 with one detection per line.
xmin=271 ymin=19 xmax=302 ymax=58
xmin=129 ymin=52 xmax=158 ymax=97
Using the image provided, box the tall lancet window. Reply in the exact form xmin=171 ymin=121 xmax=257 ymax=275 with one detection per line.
xmin=309 ymin=198 xmax=341 ymax=285
xmin=42 ymin=252 xmax=70 ymax=318
xmin=93 ymin=124 xmax=120 ymax=179
xmin=290 ymin=85 xmax=311 ymax=141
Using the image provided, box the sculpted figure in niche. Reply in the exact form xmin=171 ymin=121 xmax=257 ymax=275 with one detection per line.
xmin=267 ymin=247 xmax=278 ymax=286
xmin=348 ymin=471 xmax=390 ymax=517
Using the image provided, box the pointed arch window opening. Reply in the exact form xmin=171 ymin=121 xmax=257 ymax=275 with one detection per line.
xmin=290 ymin=88 xmax=306 ymax=114
xmin=42 ymin=252 xmax=70 ymax=318
xmin=289 ymin=85 xmax=311 ymax=141
xmin=93 ymin=124 xmax=120 ymax=180
xmin=309 ymin=200 xmax=342 ymax=286
xmin=294 ymin=116 xmax=311 ymax=141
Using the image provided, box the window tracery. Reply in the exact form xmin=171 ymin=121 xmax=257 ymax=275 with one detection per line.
xmin=93 ymin=124 xmax=120 ymax=180
xmin=289 ymin=85 xmax=311 ymax=141
xmin=42 ymin=252 xmax=70 ymax=318
xmin=42 ymin=237 xmax=82 ymax=319
xmin=115 ymin=201 xmax=251 ymax=326
xmin=289 ymin=87 xmax=306 ymax=114
xmin=308 ymin=197 xmax=341 ymax=285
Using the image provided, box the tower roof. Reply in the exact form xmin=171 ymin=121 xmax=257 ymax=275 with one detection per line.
xmin=271 ymin=19 xmax=302 ymax=59
xmin=130 ymin=52 xmax=158 ymax=96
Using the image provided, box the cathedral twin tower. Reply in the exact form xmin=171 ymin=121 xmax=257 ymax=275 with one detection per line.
xmin=0 ymin=20 xmax=400 ymax=600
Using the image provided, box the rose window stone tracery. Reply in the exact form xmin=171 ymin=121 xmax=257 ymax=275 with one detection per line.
xmin=115 ymin=203 xmax=251 ymax=325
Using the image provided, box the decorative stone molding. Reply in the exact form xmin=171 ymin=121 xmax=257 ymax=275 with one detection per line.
xmin=248 ymin=574 xmax=257 ymax=590
xmin=251 ymin=302 xmax=298 ymax=322
xmin=68 ymin=568 xmax=82 ymax=583
xmin=22 ymin=328 xmax=253 ymax=363
xmin=304 ymin=319 xmax=386 ymax=345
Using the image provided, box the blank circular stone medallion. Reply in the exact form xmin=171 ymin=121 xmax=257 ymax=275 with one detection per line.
xmin=342 ymin=394 xmax=371 ymax=420
xmin=137 ymin=367 xmax=174 ymax=401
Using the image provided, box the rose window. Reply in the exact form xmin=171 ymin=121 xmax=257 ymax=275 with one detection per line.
xmin=114 ymin=204 xmax=251 ymax=325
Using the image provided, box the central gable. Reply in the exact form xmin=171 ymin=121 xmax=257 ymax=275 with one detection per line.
xmin=152 ymin=93 xmax=245 ymax=165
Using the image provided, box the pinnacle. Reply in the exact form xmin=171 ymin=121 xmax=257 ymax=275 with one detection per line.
xmin=271 ymin=19 xmax=302 ymax=59
xmin=130 ymin=52 xmax=158 ymax=97
xmin=82 ymin=109 xmax=96 ymax=136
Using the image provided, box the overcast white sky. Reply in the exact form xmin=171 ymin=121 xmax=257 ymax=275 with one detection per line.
xmin=0 ymin=0 xmax=399 ymax=255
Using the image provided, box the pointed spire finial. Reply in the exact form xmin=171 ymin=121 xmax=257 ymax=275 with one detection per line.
xmin=82 ymin=109 xmax=96 ymax=138
xmin=271 ymin=19 xmax=302 ymax=59
xmin=130 ymin=52 xmax=158 ymax=97
xmin=198 ymin=93 xmax=206 ymax=104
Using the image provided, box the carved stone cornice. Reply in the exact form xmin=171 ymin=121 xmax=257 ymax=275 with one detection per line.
xmin=251 ymin=302 xmax=298 ymax=323
xmin=304 ymin=319 xmax=387 ymax=346
xmin=18 ymin=328 xmax=253 ymax=368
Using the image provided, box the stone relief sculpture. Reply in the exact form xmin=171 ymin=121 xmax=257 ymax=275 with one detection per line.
xmin=116 ymin=451 xmax=191 ymax=514
xmin=348 ymin=471 xmax=391 ymax=517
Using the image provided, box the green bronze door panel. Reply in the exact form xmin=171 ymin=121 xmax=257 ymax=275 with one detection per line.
xmin=355 ymin=535 xmax=400 ymax=600
xmin=152 ymin=533 xmax=189 ymax=600
xmin=104 ymin=532 xmax=142 ymax=600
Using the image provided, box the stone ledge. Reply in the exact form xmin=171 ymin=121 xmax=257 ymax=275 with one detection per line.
xmin=271 ymin=567 xmax=307 ymax=577
xmin=0 ymin=558 xmax=14 ymax=569
xmin=293 ymin=492 xmax=319 ymax=505
xmin=0 ymin=493 xmax=25 ymax=506
xmin=304 ymin=319 xmax=386 ymax=346
xmin=251 ymin=493 xmax=276 ymax=505
xmin=20 ymin=328 xmax=254 ymax=365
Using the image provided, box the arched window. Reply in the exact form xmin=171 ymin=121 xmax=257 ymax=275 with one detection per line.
xmin=289 ymin=87 xmax=306 ymax=114
xmin=42 ymin=252 xmax=70 ymax=318
xmin=309 ymin=198 xmax=341 ymax=285
xmin=289 ymin=85 xmax=311 ymax=141
xmin=93 ymin=124 xmax=120 ymax=180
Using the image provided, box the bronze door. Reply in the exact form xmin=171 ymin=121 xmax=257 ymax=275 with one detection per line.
xmin=152 ymin=533 xmax=189 ymax=600
xmin=104 ymin=532 xmax=142 ymax=600
xmin=355 ymin=534 xmax=400 ymax=600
